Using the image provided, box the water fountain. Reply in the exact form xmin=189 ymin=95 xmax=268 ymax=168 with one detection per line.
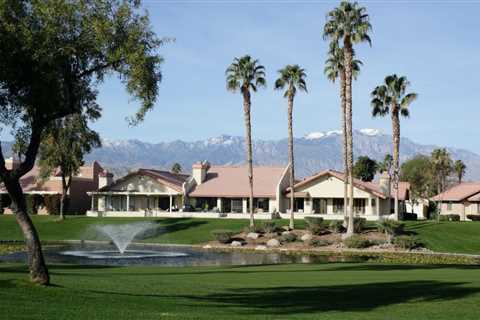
xmin=60 ymin=222 xmax=188 ymax=259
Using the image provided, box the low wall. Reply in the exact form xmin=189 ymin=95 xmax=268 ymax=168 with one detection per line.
xmin=86 ymin=210 xmax=386 ymax=221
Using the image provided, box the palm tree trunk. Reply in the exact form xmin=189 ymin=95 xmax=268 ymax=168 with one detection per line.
xmin=340 ymin=71 xmax=348 ymax=221
xmin=344 ymin=38 xmax=354 ymax=237
xmin=4 ymin=178 xmax=49 ymax=285
xmin=287 ymin=92 xmax=295 ymax=230
xmin=392 ymin=107 xmax=400 ymax=221
xmin=242 ymin=89 xmax=255 ymax=228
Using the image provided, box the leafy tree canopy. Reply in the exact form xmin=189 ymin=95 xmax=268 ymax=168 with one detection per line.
xmin=352 ymin=156 xmax=377 ymax=182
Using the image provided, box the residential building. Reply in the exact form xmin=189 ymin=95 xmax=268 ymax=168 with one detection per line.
xmin=0 ymin=158 xmax=104 ymax=215
xmin=431 ymin=182 xmax=480 ymax=220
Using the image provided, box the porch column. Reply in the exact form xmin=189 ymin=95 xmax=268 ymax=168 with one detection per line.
xmin=91 ymin=194 xmax=95 ymax=211
xmin=376 ymin=197 xmax=380 ymax=216
xmin=242 ymin=198 xmax=248 ymax=213
xmin=169 ymin=195 xmax=173 ymax=212
xmin=126 ymin=194 xmax=130 ymax=212
xmin=217 ymin=198 xmax=222 ymax=212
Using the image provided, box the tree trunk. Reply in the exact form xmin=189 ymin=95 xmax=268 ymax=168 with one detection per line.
xmin=242 ymin=88 xmax=255 ymax=228
xmin=4 ymin=178 xmax=49 ymax=285
xmin=340 ymin=71 xmax=348 ymax=221
xmin=287 ymin=91 xmax=295 ymax=230
xmin=392 ymin=107 xmax=400 ymax=221
xmin=344 ymin=37 xmax=355 ymax=237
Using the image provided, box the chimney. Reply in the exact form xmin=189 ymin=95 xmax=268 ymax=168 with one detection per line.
xmin=98 ymin=170 xmax=114 ymax=189
xmin=192 ymin=161 xmax=210 ymax=185
xmin=4 ymin=157 xmax=20 ymax=170
xmin=379 ymin=171 xmax=391 ymax=196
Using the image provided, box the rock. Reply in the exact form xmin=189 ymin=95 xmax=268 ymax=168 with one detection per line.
xmin=282 ymin=231 xmax=291 ymax=236
xmin=255 ymin=245 xmax=267 ymax=250
xmin=266 ymin=238 xmax=280 ymax=247
xmin=247 ymin=232 xmax=260 ymax=240
xmin=301 ymin=233 xmax=312 ymax=242
xmin=230 ymin=241 xmax=243 ymax=247
xmin=202 ymin=245 xmax=212 ymax=249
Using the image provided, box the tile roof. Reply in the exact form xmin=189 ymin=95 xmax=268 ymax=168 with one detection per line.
xmin=431 ymin=182 xmax=480 ymax=202
xmin=99 ymin=168 xmax=189 ymax=193
xmin=188 ymin=165 xmax=286 ymax=198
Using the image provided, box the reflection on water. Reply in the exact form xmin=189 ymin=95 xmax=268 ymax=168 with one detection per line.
xmin=0 ymin=244 xmax=370 ymax=267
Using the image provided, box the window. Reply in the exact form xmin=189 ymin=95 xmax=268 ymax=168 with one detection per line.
xmin=371 ymin=198 xmax=376 ymax=207
xmin=333 ymin=198 xmax=344 ymax=213
xmin=253 ymin=198 xmax=270 ymax=212
xmin=447 ymin=202 xmax=453 ymax=210
xmin=313 ymin=198 xmax=328 ymax=214
xmin=231 ymin=199 xmax=243 ymax=213
xmin=294 ymin=198 xmax=304 ymax=212
xmin=353 ymin=199 xmax=366 ymax=214
xmin=477 ymin=203 xmax=480 ymax=214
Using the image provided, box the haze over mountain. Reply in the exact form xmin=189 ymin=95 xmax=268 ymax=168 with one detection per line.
xmin=3 ymin=128 xmax=478 ymax=180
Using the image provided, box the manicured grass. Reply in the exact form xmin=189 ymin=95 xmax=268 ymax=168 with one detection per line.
xmin=2 ymin=262 xmax=480 ymax=319
xmin=2 ymin=216 xmax=480 ymax=254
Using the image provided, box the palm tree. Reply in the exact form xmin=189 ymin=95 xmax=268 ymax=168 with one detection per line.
xmin=226 ymin=55 xmax=266 ymax=228
xmin=454 ymin=160 xmax=466 ymax=184
xmin=431 ymin=148 xmax=453 ymax=193
xmin=324 ymin=42 xmax=362 ymax=221
xmin=324 ymin=1 xmax=372 ymax=236
xmin=274 ymin=65 xmax=307 ymax=230
xmin=171 ymin=163 xmax=182 ymax=174
xmin=371 ymin=75 xmax=417 ymax=220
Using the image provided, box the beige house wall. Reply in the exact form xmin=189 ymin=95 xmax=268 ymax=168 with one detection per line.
xmin=439 ymin=201 xmax=480 ymax=220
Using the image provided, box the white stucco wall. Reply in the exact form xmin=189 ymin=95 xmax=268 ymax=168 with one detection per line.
xmin=114 ymin=175 xmax=179 ymax=194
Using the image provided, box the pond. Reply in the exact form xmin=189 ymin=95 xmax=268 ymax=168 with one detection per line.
xmin=0 ymin=244 xmax=371 ymax=267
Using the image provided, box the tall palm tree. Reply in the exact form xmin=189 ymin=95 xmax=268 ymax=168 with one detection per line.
xmin=274 ymin=65 xmax=307 ymax=230
xmin=431 ymin=148 xmax=453 ymax=193
xmin=454 ymin=160 xmax=466 ymax=184
xmin=324 ymin=42 xmax=362 ymax=221
xmin=371 ymin=75 xmax=417 ymax=220
xmin=324 ymin=1 xmax=371 ymax=236
xmin=226 ymin=55 xmax=266 ymax=228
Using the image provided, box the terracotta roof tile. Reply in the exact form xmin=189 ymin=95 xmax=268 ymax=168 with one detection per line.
xmin=432 ymin=183 xmax=480 ymax=202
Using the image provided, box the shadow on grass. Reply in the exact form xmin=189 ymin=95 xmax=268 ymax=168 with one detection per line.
xmin=84 ymin=280 xmax=480 ymax=315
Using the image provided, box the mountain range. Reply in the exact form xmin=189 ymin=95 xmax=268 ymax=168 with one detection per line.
xmin=77 ymin=129 xmax=480 ymax=180
xmin=3 ymin=128 xmax=479 ymax=180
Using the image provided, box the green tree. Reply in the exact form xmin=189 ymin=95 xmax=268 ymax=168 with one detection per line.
xmin=274 ymin=65 xmax=307 ymax=230
xmin=378 ymin=154 xmax=393 ymax=177
xmin=171 ymin=163 xmax=182 ymax=174
xmin=431 ymin=148 xmax=453 ymax=194
xmin=38 ymin=114 xmax=101 ymax=220
xmin=454 ymin=160 xmax=466 ymax=184
xmin=352 ymin=156 xmax=377 ymax=182
xmin=371 ymin=75 xmax=417 ymax=220
xmin=324 ymin=42 xmax=362 ymax=219
xmin=226 ymin=55 xmax=266 ymax=228
xmin=324 ymin=0 xmax=372 ymax=236
xmin=400 ymin=155 xmax=435 ymax=204
xmin=0 ymin=0 xmax=164 ymax=285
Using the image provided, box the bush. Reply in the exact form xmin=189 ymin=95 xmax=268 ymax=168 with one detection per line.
xmin=439 ymin=214 xmax=461 ymax=222
xmin=377 ymin=219 xmax=405 ymax=237
xmin=343 ymin=235 xmax=371 ymax=249
xmin=261 ymin=221 xmax=277 ymax=233
xmin=393 ymin=235 xmax=422 ymax=250
xmin=244 ymin=224 xmax=264 ymax=234
xmin=211 ymin=229 xmax=235 ymax=244
xmin=345 ymin=217 xmax=366 ymax=233
xmin=467 ymin=215 xmax=480 ymax=221
xmin=305 ymin=216 xmax=325 ymax=235
xmin=329 ymin=220 xmax=344 ymax=233
xmin=44 ymin=195 xmax=60 ymax=215
xmin=401 ymin=212 xmax=417 ymax=221
xmin=280 ymin=232 xmax=297 ymax=243
xmin=309 ymin=239 xmax=332 ymax=247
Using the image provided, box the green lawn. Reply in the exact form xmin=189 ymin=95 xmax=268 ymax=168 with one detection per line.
xmin=2 ymin=216 xmax=480 ymax=254
xmin=1 ymin=262 xmax=480 ymax=319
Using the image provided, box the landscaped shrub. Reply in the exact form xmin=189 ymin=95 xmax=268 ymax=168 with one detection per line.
xmin=345 ymin=217 xmax=367 ymax=233
xmin=328 ymin=220 xmax=344 ymax=233
xmin=25 ymin=194 xmax=36 ymax=215
xmin=393 ymin=235 xmax=422 ymax=250
xmin=467 ymin=215 xmax=480 ymax=221
xmin=280 ymin=232 xmax=297 ymax=243
xmin=261 ymin=221 xmax=277 ymax=233
xmin=244 ymin=224 xmax=264 ymax=234
xmin=377 ymin=219 xmax=405 ymax=242
xmin=401 ymin=212 xmax=417 ymax=221
xmin=211 ymin=229 xmax=235 ymax=244
xmin=439 ymin=214 xmax=461 ymax=222
xmin=305 ymin=216 xmax=325 ymax=235
xmin=343 ymin=235 xmax=371 ymax=249
xmin=309 ymin=239 xmax=332 ymax=247
xmin=44 ymin=195 xmax=60 ymax=215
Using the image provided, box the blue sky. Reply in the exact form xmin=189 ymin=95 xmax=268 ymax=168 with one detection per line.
xmin=92 ymin=0 xmax=480 ymax=153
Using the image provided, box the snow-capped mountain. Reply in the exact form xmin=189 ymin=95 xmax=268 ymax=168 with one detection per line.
xmin=2 ymin=129 xmax=480 ymax=180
